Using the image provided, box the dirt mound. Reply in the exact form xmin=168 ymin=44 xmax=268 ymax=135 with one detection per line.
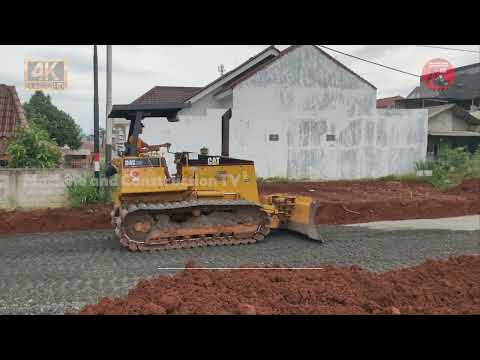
xmin=0 ymin=204 xmax=111 ymax=235
xmin=79 ymin=255 xmax=480 ymax=315
xmin=260 ymin=179 xmax=480 ymax=225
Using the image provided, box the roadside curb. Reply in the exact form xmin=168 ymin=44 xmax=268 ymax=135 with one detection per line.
xmin=345 ymin=215 xmax=480 ymax=231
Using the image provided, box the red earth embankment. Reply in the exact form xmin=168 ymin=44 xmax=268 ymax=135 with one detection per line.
xmin=259 ymin=178 xmax=480 ymax=225
xmin=1 ymin=178 xmax=479 ymax=235
xmin=79 ymin=255 xmax=480 ymax=315
xmin=0 ymin=204 xmax=111 ymax=235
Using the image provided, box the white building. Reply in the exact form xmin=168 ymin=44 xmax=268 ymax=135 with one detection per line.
xmin=136 ymin=45 xmax=428 ymax=180
xmin=112 ymin=118 xmax=130 ymax=156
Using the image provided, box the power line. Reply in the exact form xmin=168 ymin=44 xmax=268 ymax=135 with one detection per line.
xmin=416 ymin=45 xmax=480 ymax=54
xmin=318 ymin=45 xmax=420 ymax=78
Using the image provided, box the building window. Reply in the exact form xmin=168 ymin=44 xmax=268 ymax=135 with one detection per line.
xmin=326 ymin=134 xmax=336 ymax=142
xmin=269 ymin=134 xmax=279 ymax=141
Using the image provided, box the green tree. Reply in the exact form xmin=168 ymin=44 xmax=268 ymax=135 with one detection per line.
xmin=23 ymin=91 xmax=82 ymax=149
xmin=27 ymin=111 xmax=49 ymax=130
xmin=5 ymin=124 xmax=62 ymax=168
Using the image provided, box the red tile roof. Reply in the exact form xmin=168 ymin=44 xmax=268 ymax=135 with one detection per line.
xmin=0 ymin=84 xmax=27 ymax=142
xmin=376 ymin=96 xmax=404 ymax=108
xmin=132 ymin=86 xmax=203 ymax=105
xmin=215 ymin=45 xmax=377 ymax=96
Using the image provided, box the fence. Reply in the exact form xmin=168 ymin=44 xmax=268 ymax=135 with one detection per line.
xmin=0 ymin=168 xmax=91 ymax=209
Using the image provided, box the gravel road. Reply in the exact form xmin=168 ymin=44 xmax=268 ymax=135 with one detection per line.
xmin=1 ymin=227 xmax=479 ymax=314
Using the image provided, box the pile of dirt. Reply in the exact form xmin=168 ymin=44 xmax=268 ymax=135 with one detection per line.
xmin=80 ymin=255 xmax=480 ymax=315
xmin=0 ymin=204 xmax=112 ymax=235
xmin=259 ymin=179 xmax=480 ymax=224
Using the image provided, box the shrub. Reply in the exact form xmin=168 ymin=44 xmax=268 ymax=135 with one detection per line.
xmin=376 ymin=145 xmax=479 ymax=189
xmin=471 ymin=146 xmax=480 ymax=177
xmin=66 ymin=174 xmax=113 ymax=207
xmin=430 ymin=145 xmax=473 ymax=188
xmin=5 ymin=124 xmax=62 ymax=168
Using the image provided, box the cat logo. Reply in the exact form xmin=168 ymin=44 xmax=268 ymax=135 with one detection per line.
xmin=207 ymin=157 xmax=220 ymax=166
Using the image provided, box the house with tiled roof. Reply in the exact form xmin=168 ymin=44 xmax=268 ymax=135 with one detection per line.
xmin=399 ymin=62 xmax=480 ymax=111
xmin=376 ymin=96 xmax=404 ymax=109
xmin=134 ymin=45 xmax=428 ymax=179
xmin=0 ymin=84 xmax=28 ymax=166
xmin=424 ymin=104 xmax=480 ymax=159
xmin=133 ymin=86 xmax=202 ymax=106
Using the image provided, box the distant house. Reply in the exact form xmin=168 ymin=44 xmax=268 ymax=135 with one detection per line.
xmin=61 ymin=146 xmax=91 ymax=168
xmin=376 ymin=96 xmax=404 ymax=109
xmin=426 ymin=104 xmax=480 ymax=159
xmin=395 ymin=62 xmax=480 ymax=157
xmin=80 ymin=139 xmax=94 ymax=152
xmin=0 ymin=84 xmax=28 ymax=166
xmin=406 ymin=86 xmax=421 ymax=99
xmin=398 ymin=62 xmax=480 ymax=111
xmin=419 ymin=62 xmax=480 ymax=105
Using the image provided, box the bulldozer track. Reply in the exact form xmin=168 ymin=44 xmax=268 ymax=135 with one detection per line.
xmin=113 ymin=199 xmax=271 ymax=252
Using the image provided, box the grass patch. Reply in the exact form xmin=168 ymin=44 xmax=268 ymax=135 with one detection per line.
xmin=377 ymin=173 xmax=432 ymax=183
xmin=257 ymin=176 xmax=311 ymax=185
xmin=66 ymin=174 xmax=114 ymax=208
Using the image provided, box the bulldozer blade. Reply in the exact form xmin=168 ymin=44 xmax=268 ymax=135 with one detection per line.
xmin=285 ymin=221 xmax=324 ymax=242
xmin=283 ymin=198 xmax=324 ymax=242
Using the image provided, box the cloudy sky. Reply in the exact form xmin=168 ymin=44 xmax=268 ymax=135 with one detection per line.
xmin=1 ymin=44 xmax=479 ymax=134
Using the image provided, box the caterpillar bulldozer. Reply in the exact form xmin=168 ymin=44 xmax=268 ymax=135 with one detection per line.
xmin=105 ymin=104 xmax=321 ymax=252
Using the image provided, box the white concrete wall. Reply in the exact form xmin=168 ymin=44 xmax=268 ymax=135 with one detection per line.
xmin=142 ymin=93 xmax=232 ymax=175
xmin=373 ymin=109 xmax=428 ymax=178
xmin=230 ymin=45 xmax=428 ymax=179
xmin=0 ymin=168 xmax=90 ymax=209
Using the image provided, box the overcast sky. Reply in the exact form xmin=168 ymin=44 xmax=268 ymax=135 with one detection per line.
xmin=1 ymin=44 xmax=479 ymax=134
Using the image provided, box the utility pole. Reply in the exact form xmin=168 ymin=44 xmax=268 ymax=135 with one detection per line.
xmin=93 ymin=45 xmax=100 ymax=193
xmin=105 ymin=45 xmax=113 ymax=194
xmin=106 ymin=45 xmax=112 ymax=165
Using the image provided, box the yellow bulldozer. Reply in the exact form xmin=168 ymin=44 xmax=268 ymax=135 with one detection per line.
xmin=105 ymin=104 xmax=321 ymax=252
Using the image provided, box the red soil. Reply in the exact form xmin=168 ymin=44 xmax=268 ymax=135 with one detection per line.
xmin=259 ymin=179 xmax=480 ymax=225
xmin=1 ymin=178 xmax=479 ymax=235
xmin=79 ymin=255 xmax=480 ymax=315
xmin=0 ymin=204 xmax=111 ymax=235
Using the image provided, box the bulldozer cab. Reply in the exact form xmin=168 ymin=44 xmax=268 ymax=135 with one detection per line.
xmin=108 ymin=103 xmax=188 ymax=157
xmin=107 ymin=101 xmax=261 ymax=196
